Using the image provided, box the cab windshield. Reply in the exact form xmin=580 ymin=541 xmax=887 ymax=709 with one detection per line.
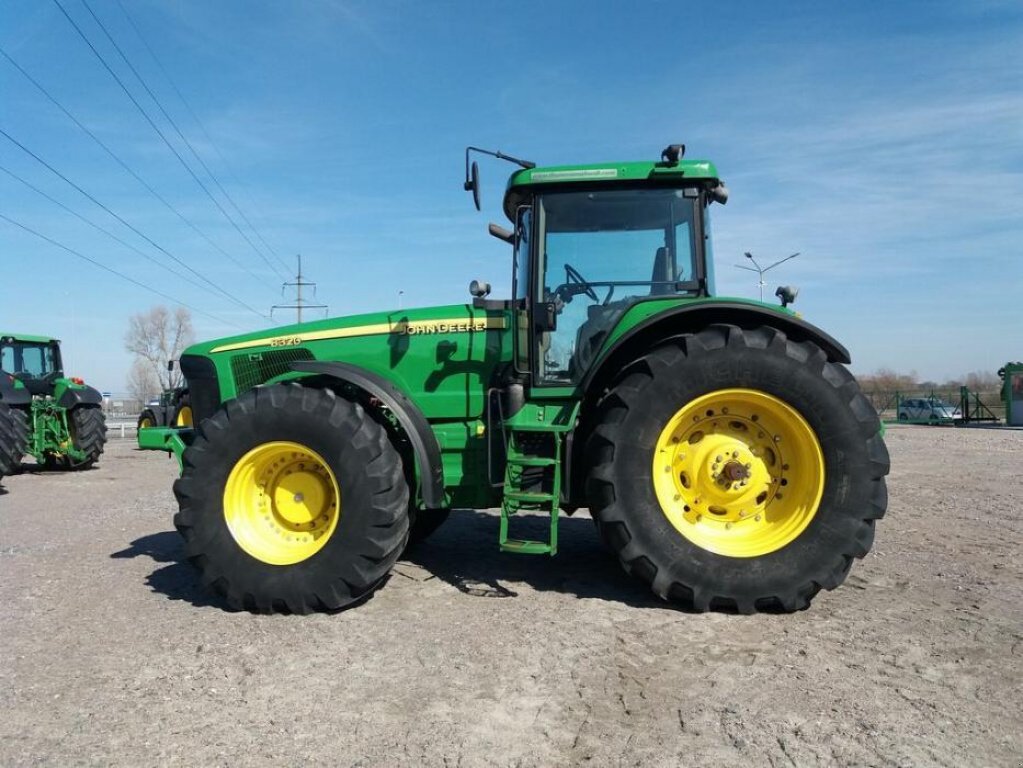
xmin=536 ymin=187 xmax=701 ymax=382
xmin=1 ymin=340 xmax=60 ymax=379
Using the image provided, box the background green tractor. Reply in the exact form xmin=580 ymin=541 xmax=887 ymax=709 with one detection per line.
xmin=142 ymin=143 xmax=889 ymax=615
xmin=137 ymin=384 xmax=192 ymax=433
xmin=0 ymin=333 xmax=107 ymax=471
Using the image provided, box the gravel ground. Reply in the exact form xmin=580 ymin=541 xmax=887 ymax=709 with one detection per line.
xmin=1 ymin=426 xmax=1021 ymax=767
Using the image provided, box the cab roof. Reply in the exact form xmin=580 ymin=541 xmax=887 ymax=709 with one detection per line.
xmin=0 ymin=332 xmax=60 ymax=344
xmin=504 ymin=159 xmax=719 ymax=220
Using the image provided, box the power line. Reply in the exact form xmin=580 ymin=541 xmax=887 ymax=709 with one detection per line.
xmin=78 ymin=0 xmax=286 ymax=278
xmin=0 ymin=213 xmax=241 ymax=329
xmin=1 ymin=162 xmax=227 ymax=301
xmin=0 ymin=126 xmax=268 ymax=321
xmin=0 ymin=45 xmax=284 ymax=296
xmin=113 ymin=0 xmax=292 ymax=273
xmin=52 ymin=0 xmax=288 ymax=282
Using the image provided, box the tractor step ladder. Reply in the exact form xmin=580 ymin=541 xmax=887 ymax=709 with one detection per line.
xmin=499 ymin=402 xmax=578 ymax=555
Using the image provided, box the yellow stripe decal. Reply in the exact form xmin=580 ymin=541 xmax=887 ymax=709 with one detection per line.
xmin=211 ymin=317 xmax=507 ymax=353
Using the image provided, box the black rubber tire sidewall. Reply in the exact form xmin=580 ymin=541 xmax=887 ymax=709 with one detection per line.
xmin=406 ymin=507 xmax=452 ymax=550
xmin=0 ymin=402 xmax=24 ymax=477
xmin=137 ymin=409 xmax=160 ymax=430
xmin=173 ymin=384 xmax=410 ymax=613
xmin=68 ymin=405 xmax=106 ymax=470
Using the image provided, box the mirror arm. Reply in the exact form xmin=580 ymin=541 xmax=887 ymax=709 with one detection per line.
xmin=488 ymin=223 xmax=515 ymax=244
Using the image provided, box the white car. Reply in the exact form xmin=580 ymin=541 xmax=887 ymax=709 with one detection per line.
xmin=897 ymin=398 xmax=960 ymax=423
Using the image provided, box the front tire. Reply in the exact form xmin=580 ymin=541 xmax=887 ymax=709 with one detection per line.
xmin=137 ymin=409 xmax=160 ymax=430
xmin=586 ymin=325 xmax=889 ymax=614
xmin=174 ymin=383 xmax=410 ymax=614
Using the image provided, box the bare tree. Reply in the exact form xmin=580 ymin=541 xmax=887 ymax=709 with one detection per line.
xmin=964 ymin=370 xmax=1000 ymax=391
xmin=126 ymin=358 xmax=161 ymax=403
xmin=857 ymin=367 xmax=919 ymax=393
xmin=125 ymin=306 xmax=195 ymax=392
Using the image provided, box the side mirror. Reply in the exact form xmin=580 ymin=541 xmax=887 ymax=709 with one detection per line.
xmin=488 ymin=223 xmax=514 ymax=244
xmin=469 ymin=279 xmax=491 ymax=298
xmin=710 ymin=182 xmax=729 ymax=205
xmin=463 ymin=160 xmax=481 ymax=211
xmin=775 ymin=285 xmax=799 ymax=308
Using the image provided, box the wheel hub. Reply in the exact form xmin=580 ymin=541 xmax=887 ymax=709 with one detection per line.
xmin=224 ymin=441 xmax=341 ymax=565
xmin=652 ymin=389 xmax=825 ymax=557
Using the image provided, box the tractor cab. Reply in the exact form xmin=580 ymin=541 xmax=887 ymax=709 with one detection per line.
xmin=467 ymin=144 xmax=728 ymax=385
xmin=0 ymin=334 xmax=64 ymax=396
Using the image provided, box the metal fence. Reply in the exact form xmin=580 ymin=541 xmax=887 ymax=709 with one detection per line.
xmin=864 ymin=389 xmax=1004 ymax=424
xmin=105 ymin=420 xmax=139 ymax=439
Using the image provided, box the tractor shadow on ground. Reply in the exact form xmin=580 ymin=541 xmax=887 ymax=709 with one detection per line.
xmin=111 ymin=532 xmax=229 ymax=610
xmin=404 ymin=510 xmax=674 ymax=611
xmin=110 ymin=511 xmax=678 ymax=613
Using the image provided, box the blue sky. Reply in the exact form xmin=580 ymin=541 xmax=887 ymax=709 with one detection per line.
xmin=1 ymin=0 xmax=1020 ymax=392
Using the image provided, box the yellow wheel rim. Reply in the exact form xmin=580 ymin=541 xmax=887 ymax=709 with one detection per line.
xmin=175 ymin=406 xmax=193 ymax=427
xmin=651 ymin=389 xmax=825 ymax=558
xmin=223 ymin=441 xmax=341 ymax=565
xmin=139 ymin=417 xmax=154 ymax=429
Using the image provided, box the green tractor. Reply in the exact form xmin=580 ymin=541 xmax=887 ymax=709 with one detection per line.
xmin=140 ymin=144 xmax=889 ymax=614
xmin=137 ymin=385 xmax=192 ymax=433
xmin=0 ymin=333 xmax=107 ymax=472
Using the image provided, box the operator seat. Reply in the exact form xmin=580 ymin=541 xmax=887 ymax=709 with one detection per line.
xmin=650 ymin=247 xmax=673 ymax=295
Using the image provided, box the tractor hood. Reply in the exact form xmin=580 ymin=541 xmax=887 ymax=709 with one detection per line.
xmin=180 ymin=303 xmax=511 ymax=420
xmin=185 ymin=304 xmax=506 ymax=357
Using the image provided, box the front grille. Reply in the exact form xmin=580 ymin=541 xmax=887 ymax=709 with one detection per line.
xmin=179 ymin=354 xmax=219 ymax=426
xmin=230 ymin=349 xmax=314 ymax=394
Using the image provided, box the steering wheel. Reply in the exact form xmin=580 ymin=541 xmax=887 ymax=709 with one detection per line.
xmin=564 ymin=263 xmax=599 ymax=302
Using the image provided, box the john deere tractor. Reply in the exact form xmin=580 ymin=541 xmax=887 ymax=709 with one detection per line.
xmin=140 ymin=144 xmax=889 ymax=614
xmin=0 ymin=333 xmax=107 ymax=471
xmin=137 ymin=385 xmax=192 ymax=433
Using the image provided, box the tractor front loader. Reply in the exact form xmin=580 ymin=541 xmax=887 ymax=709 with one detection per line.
xmin=0 ymin=333 xmax=107 ymax=472
xmin=140 ymin=143 xmax=889 ymax=615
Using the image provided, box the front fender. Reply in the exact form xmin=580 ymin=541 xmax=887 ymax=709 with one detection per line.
xmin=291 ymin=360 xmax=446 ymax=509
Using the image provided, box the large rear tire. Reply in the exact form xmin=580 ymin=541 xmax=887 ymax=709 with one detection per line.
xmin=0 ymin=402 xmax=26 ymax=479
xmin=173 ymin=383 xmax=410 ymax=614
xmin=406 ymin=507 xmax=451 ymax=549
xmin=67 ymin=405 xmax=107 ymax=470
xmin=585 ymin=324 xmax=889 ymax=614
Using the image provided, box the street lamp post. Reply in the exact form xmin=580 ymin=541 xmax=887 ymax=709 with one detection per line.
xmin=735 ymin=251 xmax=800 ymax=302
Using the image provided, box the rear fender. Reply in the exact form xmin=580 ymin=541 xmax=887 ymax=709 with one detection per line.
xmin=0 ymin=373 xmax=31 ymax=406
xmin=568 ymin=302 xmax=853 ymax=507
xmin=56 ymin=385 xmax=103 ymax=409
xmin=583 ymin=302 xmax=850 ymax=397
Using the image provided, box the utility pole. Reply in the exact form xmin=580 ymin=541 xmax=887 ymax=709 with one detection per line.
xmin=735 ymin=251 xmax=800 ymax=302
xmin=272 ymin=254 xmax=328 ymax=323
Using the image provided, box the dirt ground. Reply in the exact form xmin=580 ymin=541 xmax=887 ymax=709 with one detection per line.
xmin=1 ymin=426 xmax=1021 ymax=767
